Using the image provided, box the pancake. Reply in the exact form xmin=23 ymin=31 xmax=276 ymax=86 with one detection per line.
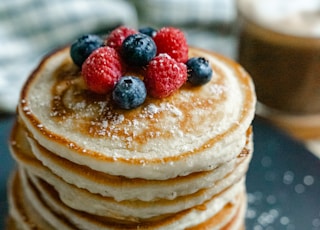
xmin=8 ymin=169 xmax=247 ymax=230
xmin=7 ymin=38 xmax=256 ymax=229
xmin=10 ymin=120 xmax=252 ymax=203
xmin=10 ymin=121 xmax=251 ymax=221
xmin=8 ymin=170 xmax=76 ymax=230
xmin=18 ymin=46 xmax=255 ymax=180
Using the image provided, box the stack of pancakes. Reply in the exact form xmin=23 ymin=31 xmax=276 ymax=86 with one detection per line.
xmin=7 ymin=46 xmax=256 ymax=229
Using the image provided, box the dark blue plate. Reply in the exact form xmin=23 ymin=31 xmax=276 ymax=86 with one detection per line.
xmin=247 ymin=117 xmax=320 ymax=230
xmin=0 ymin=115 xmax=15 ymax=229
xmin=1 ymin=115 xmax=319 ymax=229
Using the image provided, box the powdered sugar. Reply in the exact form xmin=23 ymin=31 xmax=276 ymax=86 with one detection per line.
xmin=143 ymin=103 xmax=183 ymax=118
xmin=209 ymin=84 xmax=227 ymax=97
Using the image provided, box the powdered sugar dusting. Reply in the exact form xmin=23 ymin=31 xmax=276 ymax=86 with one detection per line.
xmin=145 ymin=103 xmax=161 ymax=114
xmin=142 ymin=102 xmax=183 ymax=118
xmin=209 ymin=84 xmax=227 ymax=97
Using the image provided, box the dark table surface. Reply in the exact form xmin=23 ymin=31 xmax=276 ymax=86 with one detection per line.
xmin=1 ymin=114 xmax=320 ymax=229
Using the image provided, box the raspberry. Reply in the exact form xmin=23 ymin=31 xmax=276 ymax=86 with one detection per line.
xmin=105 ymin=26 xmax=137 ymax=51
xmin=82 ymin=47 xmax=123 ymax=94
xmin=153 ymin=27 xmax=188 ymax=63
xmin=145 ymin=54 xmax=187 ymax=98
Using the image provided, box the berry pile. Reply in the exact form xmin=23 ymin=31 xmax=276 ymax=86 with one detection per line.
xmin=70 ymin=26 xmax=213 ymax=109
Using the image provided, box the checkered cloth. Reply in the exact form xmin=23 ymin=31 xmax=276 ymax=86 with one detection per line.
xmin=0 ymin=0 xmax=138 ymax=113
xmin=133 ymin=0 xmax=236 ymax=26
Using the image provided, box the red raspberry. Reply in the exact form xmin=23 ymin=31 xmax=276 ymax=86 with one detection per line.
xmin=82 ymin=47 xmax=123 ymax=94
xmin=145 ymin=54 xmax=187 ymax=98
xmin=153 ymin=27 xmax=188 ymax=63
xmin=105 ymin=26 xmax=137 ymax=51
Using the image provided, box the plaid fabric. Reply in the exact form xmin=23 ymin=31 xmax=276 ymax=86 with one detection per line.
xmin=133 ymin=0 xmax=236 ymax=26
xmin=0 ymin=0 xmax=138 ymax=113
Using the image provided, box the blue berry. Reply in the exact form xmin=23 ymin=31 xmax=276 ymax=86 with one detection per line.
xmin=186 ymin=57 xmax=213 ymax=86
xmin=70 ymin=34 xmax=104 ymax=67
xmin=121 ymin=33 xmax=157 ymax=66
xmin=139 ymin=27 xmax=157 ymax=37
xmin=112 ymin=76 xmax=147 ymax=109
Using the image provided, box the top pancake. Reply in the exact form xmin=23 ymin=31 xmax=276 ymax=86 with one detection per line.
xmin=18 ymin=46 xmax=256 ymax=180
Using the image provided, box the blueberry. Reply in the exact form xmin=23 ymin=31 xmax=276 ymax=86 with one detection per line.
xmin=139 ymin=27 xmax=157 ymax=37
xmin=70 ymin=34 xmax=104 ymax=67
xmin=186 ymin=57 xmax=213 ymax=86
xmin=112 ymin=76 xmax=147 ymax=109
xmin=121 ymin=33 xmax=157 ymax=66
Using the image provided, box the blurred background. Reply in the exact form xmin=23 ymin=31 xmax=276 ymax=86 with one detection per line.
xmin=1 ymin=1 xmax=320 ymax=230
xmin=0 ymin=0 xmax=237 ymax=113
